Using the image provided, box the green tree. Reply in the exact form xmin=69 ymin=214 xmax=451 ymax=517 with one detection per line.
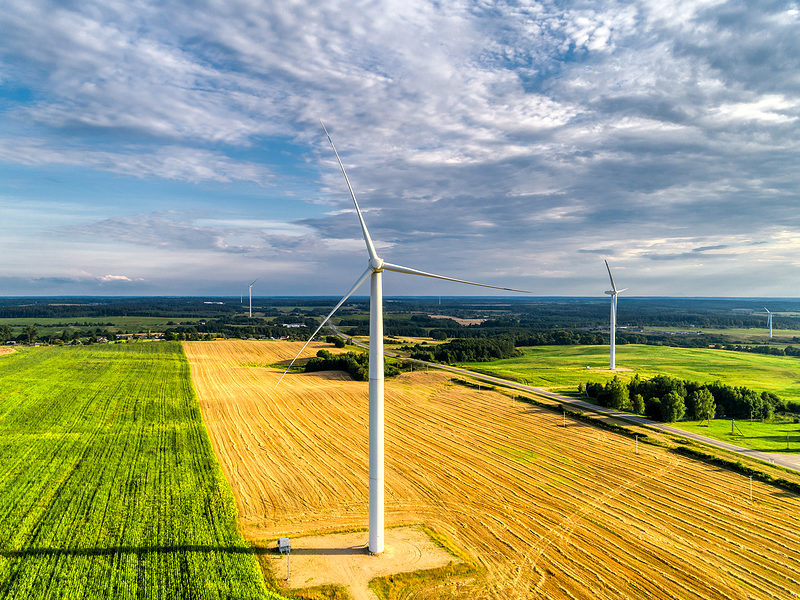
xmin=606 ymin=376 xmax=629 ymax=410
xmin=761 ymin=399 xmax=774 ymax=421
xmin=326 ymin=335 xmax=345 ymax=348
xmin=0 ymin=324 xmax=11 ymax=342
xmin=663 ymin=391 xmax=686 ymax=422
xmin=690 ymin=388 xmax=715 ymax=421
xmin=22 ymin=326 xmax=38 ymax=344
xmin=632 ymin=393 xmax=645 ymax=414
xmin=645 ymin=397 xmax=662 ymax=420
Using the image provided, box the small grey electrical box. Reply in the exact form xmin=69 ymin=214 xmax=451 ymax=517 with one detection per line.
xmin=278 ymin=538 xmax=291 ymax=554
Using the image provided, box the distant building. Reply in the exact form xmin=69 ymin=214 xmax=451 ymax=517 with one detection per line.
xmin=282 ymin=323 xmax=307 ymax=328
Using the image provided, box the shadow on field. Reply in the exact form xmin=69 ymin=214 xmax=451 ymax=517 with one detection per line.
xmin=770 ymin=489 xmax=800 ymax=498
xmin=0 ymin=545 xmax=261 ymax=558
xmin=282 ymin=545 xmax=368 ymax=556
xmin=1 ymin=544 xmax=370 ymax=559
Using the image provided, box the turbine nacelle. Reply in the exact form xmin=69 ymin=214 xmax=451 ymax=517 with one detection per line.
xmin=369 ymin=257 xmax=385 ymax=272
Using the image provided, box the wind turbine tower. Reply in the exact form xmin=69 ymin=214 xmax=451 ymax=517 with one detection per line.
xmin=277 ymin=121 xmax=530 ymax=554
xmin=764 ymin=306 xmax=773 ymax=339
xmin=248 ymin=280 xmax=257 ymax=318
xmin=604 ymin=260 xmax=627 ymax=370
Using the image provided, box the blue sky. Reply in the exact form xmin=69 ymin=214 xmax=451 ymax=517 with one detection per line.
xmin=1 ymin=0 xmax=799 ymax=297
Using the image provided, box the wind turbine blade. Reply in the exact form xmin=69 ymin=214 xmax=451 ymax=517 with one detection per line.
xmin=616 ymin=288 xmax=628 ymax=294
xmin=275 ymin=266 xmax=372 ymax=388
xmin=764 ymin=306 xmax=770 ymax=314
xmin=250 ymin=279 xmax=257 ymax=286
xmin=604 ymin=259 xmax=617 ymax=293
xmin=382 ymin=262 xmax=531 ymax=293
xmin=320 ymin=120 xmax=378 ymax=261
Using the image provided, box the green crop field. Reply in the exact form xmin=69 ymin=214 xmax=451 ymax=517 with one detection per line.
xmin=0 ymin=316 xmax=182 ymax=336
xmin=640 ymin=326 xmax=800 ymax=341
xmin=675 ymin=418 xmax=800 ymax=452
xmin=0 ymin=343 xmax=281 ymax=599
xmin=457 ymin=344 xmax=800 ymax=401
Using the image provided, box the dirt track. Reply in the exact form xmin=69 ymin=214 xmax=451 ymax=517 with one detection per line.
xmin=185 ymin=340 xmax=800 ymax=599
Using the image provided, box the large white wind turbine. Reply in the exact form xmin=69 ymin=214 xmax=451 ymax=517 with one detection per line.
xmin=277 ymin=121 xmax=530 ymax=554
xmin=764 ymin=306 xmax=773 ymax=338
xmin=248 ymin=280 xmax=257 ymax=318
xmin=604 ymin=260 xmax=627 ymax=370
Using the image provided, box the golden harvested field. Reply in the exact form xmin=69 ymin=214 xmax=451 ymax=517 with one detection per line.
xmin=185 ymin=340 xmax=800 ymax=600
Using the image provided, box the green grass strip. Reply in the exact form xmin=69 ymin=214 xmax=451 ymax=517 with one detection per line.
xmin=0 ymin=343 xmax=284 ymax=599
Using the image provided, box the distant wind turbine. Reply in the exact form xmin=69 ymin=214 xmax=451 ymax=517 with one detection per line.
xmin=277 ymin=121 xmax=531 ymax=554
xmin=764 ymin=306 xmax=773 ymax=338
xmin=604 ymin=260 xmax=627 ymax=370
xmin=248 ymin=280 xmax=257 ymax=318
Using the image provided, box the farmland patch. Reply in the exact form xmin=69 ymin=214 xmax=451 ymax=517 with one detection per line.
xmin=186 ymin=340 xmax=800 ymax=599
xmin=0 ymin=343 xmax=276 ymax=599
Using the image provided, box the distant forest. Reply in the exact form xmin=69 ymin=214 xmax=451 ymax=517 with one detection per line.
xmin=1 ymin=296 xmax=799 ymax=347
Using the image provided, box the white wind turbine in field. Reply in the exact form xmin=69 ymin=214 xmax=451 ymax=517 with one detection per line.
xmin=764 ymin=306 xmax=773 ymax=338
xmin=248 ymin=279 xmax=257 ymax=318
xmin=276 ymin=121 xmax=530 ymax=554
xmin=604 ymin=260 xmax=627 ymax=370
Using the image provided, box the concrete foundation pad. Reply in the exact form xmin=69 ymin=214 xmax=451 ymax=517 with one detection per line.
xmin=267 ymin=526 xmax=459 ymax=600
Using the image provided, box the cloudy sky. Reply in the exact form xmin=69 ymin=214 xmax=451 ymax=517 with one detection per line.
xmin=1 ymin=0 xmax=798 ymax=297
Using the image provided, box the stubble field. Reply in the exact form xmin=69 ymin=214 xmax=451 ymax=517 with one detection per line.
xmin=185 ymin=340 xmax=800 ymax=599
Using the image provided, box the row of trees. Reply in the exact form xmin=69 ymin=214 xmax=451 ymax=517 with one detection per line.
xmin=581 ymin=374 xmax=786 ymax=422
xmin=0 ymin=325 xmax=121 ymax=344
xmin=304 ymin=349 xmax=402 ymax=379
xmin=718 ymin=344 xmax=800 ymax=357
xmin=161 ymin=320 xmax=310 ymax=341
xmin=406 ymin=337 xmax=519 ymax=363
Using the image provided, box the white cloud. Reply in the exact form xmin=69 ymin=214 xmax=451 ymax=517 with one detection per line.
xmin=0 ymin=0 xmax=799 ymax=295
xmin=708 ymin=95 xmax=799 ymax=124
xmin=0 ymin=140 xmax=271 ymax=184
xmin=97 ymin=274 xmax=136 ymax=282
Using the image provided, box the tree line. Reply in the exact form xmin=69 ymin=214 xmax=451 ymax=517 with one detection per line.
xmin=405 ymin=337 xmax=519 ymax=363
xmin=581 ymin=374 xmax=790 ymax=423
xmin=717 ymin=344 xmax=800 ymax=357
xmin=304 ymin=349 xmax=402 ymax=379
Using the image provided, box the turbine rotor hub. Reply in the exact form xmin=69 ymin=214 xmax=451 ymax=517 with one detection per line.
xmin=369 ymin=257 xmax=384 ymax=272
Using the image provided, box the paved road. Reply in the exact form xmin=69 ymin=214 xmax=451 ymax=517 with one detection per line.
xmin=329 ymin=324 xmax=800 ymax=473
